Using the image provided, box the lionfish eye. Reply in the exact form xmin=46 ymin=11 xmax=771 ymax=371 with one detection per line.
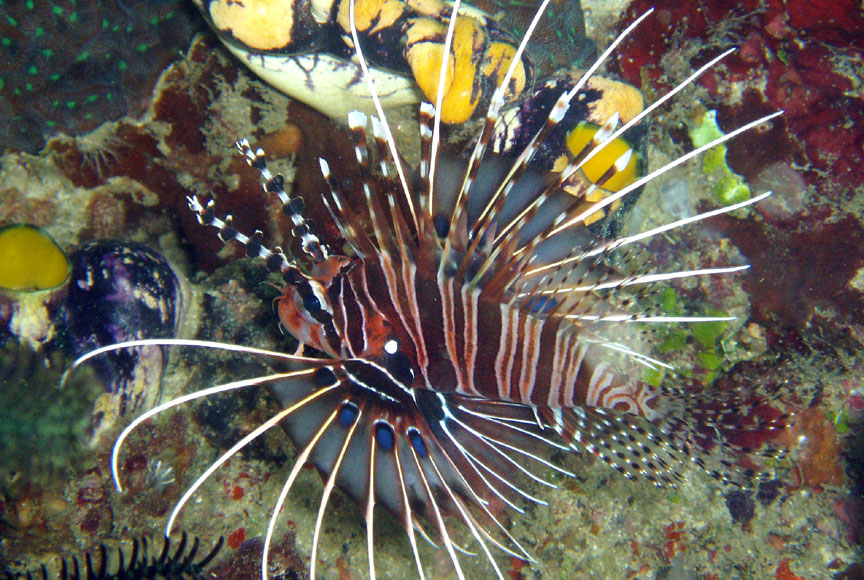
xmin=384 ymin=339 xmax=398 ymax=354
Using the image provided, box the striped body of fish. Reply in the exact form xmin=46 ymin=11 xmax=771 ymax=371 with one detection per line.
xmin=69 ymin=2 xmax=789 ymax=578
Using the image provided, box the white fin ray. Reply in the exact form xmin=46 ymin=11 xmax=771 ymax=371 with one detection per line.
xmin=407 ymin=445 xmax=467 ymax=580
xmin=423 ymin=451 xmax=508 ymax=580
xmin=428 ymin=0 xmax=464 ymax=216
xmin=524 ymin=265 xmax=751 ymax=294
xmin=310 ymin=405 xmax=363 ymax=578
xmin=448 ymin=414 xmax=565 ymax=486
xmin=263 ymin=405 xmax=341 ymax=580
xmin=470 ymin=8 xmax=657 ymax=243
xmin=64 ymin=338 xmax=334 ymax=390
xmin=543 ymin=114 xmax=781 ymax=241
xmin=438 ymin=0 xmax=554 ymax=227
xmin=111 ymin=368 xmax=318 ymax=493
xmin=365 ymin=433 xmax=378 ymax=580
xmin=165 ymin=383 xmax=339 ymax=538
xmin=527 ymin=190 xmax=773 ymax=278
xmin=394 ymin=439 xmax=428 ymax=580
xmin=347 ymin=0 xmax=417 ymax=229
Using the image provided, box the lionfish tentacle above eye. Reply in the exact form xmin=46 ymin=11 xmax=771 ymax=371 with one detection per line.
xmin=236 ymin=137 xmax=330 ymax=263
xmin=67 ymin=1 xmax=795 ymax=578
xmin=187 ymin=194 xmax=293 ymax=276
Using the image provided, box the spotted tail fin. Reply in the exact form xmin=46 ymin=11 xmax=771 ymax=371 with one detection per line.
xmin=536 ymin=374 xmax=791 ymax=488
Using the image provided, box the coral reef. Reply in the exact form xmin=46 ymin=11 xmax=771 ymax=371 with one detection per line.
xmin=603 ymin=2 xmax=864 ymax=577
xmin=0 ymin=33 xmax=311 ymax=576
xmin=0 ymin=0 xmax=202 ymax=153
xmin=0 ymin=1 xmax=861 ymax=579
xmin=476 ymin=0 xmax=596 ymax=74
xmin=613 ymin=0 xmax=864 ymax=329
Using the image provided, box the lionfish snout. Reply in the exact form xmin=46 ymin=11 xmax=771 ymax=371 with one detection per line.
xmin=63 ymin=1 xmax=791 ymax=578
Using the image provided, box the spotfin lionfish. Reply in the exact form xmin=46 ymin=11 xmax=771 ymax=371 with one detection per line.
xmin=67 ymin=2 xmax=788 ymax=578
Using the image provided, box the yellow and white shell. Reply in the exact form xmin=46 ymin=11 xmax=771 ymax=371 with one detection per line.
xmin=191 ymin=0 xmax=647 ymax=205
xmin=191 ymin=0 xmax=532 ymax=122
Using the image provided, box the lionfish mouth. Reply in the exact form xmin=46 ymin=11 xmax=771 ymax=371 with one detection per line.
xmin=67 ymin=1 xmax=787 ymax=579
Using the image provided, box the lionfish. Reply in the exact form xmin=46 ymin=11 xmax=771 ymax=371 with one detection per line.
xmin=69 ymin=2 xmax=786 ymax=578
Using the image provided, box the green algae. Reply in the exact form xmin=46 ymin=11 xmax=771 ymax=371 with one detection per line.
xmin=689 ymin=110 xmax=752 ymax=205
xmin=650 ymin=287 xmax=732 ymax=384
